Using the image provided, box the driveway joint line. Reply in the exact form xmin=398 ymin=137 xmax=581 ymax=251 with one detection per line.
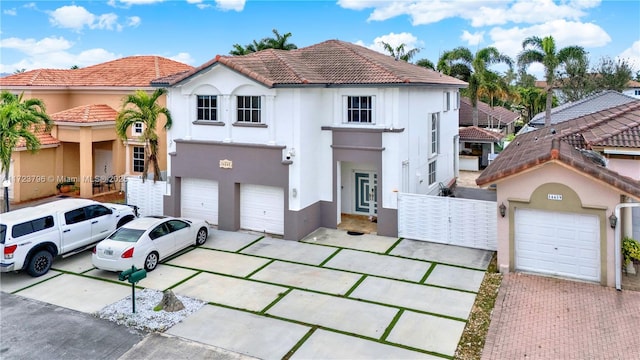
xmin=318 ymin=247 xmax=342 ymax=267
xmin=8 ymin=271 xmax=65 ymax=294
xmin=165 ymin=270 xmax=203 ymax=291
xmin=420 ymin=262 xmax=437 ymax=284
xmin=244 ymin=258 xmax=275 ymax=279
xmin=343 ymin=274 xmax=367 ymax=297
xmin=235 ymin=236 xmax=265 ymax=253
xmin=259 ymin=288 xmax=292 ymax=314
xmin=384 ymin=237 xmax=404 ymax=254
xmin=380 ymin=308 xmax=404 ymax=342
xmin=282 ymin=326 xmax=317 ymax=360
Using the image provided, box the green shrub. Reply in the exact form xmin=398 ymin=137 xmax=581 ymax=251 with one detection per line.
xmin=622 ymin=236 xmax=640 ymax=265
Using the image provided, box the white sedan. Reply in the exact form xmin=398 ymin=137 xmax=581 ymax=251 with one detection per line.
xmin=92 ymin=216 xmax=208 ymax=272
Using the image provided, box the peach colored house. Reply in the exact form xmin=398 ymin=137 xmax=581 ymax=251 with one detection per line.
xmin=0 ymin=56 xmax=193 ymax=201
xmin=477 ymin=101 xmax=640 ymax=288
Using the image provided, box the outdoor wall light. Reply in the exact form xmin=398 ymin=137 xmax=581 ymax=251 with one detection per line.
xmin=609 ymin=212 xmax=617 ymax=229
xmin=499 ymin=202 xmax=506 ymax=218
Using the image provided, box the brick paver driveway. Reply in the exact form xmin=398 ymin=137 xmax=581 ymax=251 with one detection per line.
xmin=482 ymin=273 xmax=640 ymax=359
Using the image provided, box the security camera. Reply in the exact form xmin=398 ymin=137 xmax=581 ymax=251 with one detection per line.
xmin=286 ymin=151 xmax=292 ymax=160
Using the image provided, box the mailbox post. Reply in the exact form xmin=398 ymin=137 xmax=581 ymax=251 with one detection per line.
xmin=118 ymin=265 xmax=147 ymax=313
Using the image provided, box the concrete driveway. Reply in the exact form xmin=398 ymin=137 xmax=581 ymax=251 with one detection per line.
xmin=1 ymin=227 xmax=493 ymax=359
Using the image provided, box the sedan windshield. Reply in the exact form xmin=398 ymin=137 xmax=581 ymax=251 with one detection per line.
xmin=108 ymin=228 xmax=145 ymax=243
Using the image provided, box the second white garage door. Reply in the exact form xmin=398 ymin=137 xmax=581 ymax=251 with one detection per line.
xmin=240 ymin=184 xmax=284 ymax=235
xmin=515 ymin=208 xmax=600 ymax=282
xmin=181 ymin=178 xmax=218 ymax=224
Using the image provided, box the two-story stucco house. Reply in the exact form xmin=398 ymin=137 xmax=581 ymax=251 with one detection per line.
xmin=153 ymin=40 xmax=466 ymax=240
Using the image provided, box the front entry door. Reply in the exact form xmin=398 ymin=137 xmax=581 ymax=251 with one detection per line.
xmin=354 ymin=171 xmax=377 ymax=216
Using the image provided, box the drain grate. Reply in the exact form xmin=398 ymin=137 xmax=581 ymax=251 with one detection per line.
xmin=347 ymin=231 xmax=364 ymax=236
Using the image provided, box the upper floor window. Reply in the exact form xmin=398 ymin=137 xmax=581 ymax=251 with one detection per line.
xmin=347 ymin=96 xmax=373 ymax=123
xmin=431 ymin=112 xmax=440 ymax=155
xmin=197 ymin=95 xmax=218 ymax=121
xmin=133 ymin=122 xmax=143 ymax=135
xmin=237 ymin=96 xmax=261 ymax=123
xmin=428 ymin=160 xmax=436 ymax=185
xmin=635 ymin=90 xmax=640 ymax=96
xmin=444 ymin=92 xmax=451 ymax=111
xmin=455 ymin=92 xmax=460 ymax=109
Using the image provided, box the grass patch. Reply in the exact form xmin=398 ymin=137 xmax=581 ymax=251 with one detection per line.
xmin=454 ymin=252 xmax=502 ymax=360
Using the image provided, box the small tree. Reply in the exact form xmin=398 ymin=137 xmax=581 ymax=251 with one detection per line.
xmin=116 ymin=89 xmax=172 ymax=183
xmin=0 ymin=91 xmax=52 ymax=212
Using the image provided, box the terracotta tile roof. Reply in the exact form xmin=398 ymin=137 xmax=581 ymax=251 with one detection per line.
xmin=153 ymin=40 xmax=468 ymax=88
xmin=50 ymin=104 xmax=117 ymax=123
xmin=530 ymin=90 xmax=637 ymax=126
xmin=459 ymin=126 xmax=505 ymax=142
xmin=0 ymin=56 xmax=193 ymax=87
xmin=477 ymin=101 xmax=640 ymax=199
xmin=15 ymin=125 xmax=59 ymax=148
xmin=459 ymin=97 xmax=519 ymax=127
xmin=628 ymin=80 xmax=640 ymax=88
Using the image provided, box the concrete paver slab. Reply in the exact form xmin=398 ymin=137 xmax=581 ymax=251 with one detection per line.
xmin=86 ymin=264 xmax=198 ymax=291
xmin=241 ymin=237 xmax=336 ymax=265
xmin=0 ymin=270 xmax=61 ymax=293
xmin=204 ymin=229 xmax=262 ymax=252
xmin=267 ymin=289 xmax=398 ymax=339
xmin=250 ymin=261 xmax=362 ymax=295
xmin=51 ymin=250 xmax=94 ymax=273
xmin=166 ymin=248 xmax=270 ymax=277
xmin=350 ymin=276 xmax=476 ymax=319
xmin=167 ymin=304 xmax=310 ymax=360
xmin=324 ymin=249 xmax=431 ymax=282
xmin=301 ymin=227 xmax=397 ymax=253
xmin=172 ymin=272 xmax=287 ymax=311
xmin=291 ymin=329 xmax=441 ymax=360
xmin=425 ymin=264 xmax=485 ymax=292
xmin=391 ymin=239 xmax=494 ymax=269
xmin=386 ymin=310 xmax=466 ymax=357
xmin=119 ymin=333 xmax=258 ymax=360
xmin=15 ymin=274 xmax=130 ymax=313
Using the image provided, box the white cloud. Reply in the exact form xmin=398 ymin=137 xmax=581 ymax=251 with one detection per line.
xmin=619 ymin=40 xmax=640 ymax=72
xmin=169 ymin=52 xmax=195 ymax=65
xmin=354 ymin=32 xmax=422 ymax=55
xmin=48 ymin=5 xmax=137 ymax=32
xmin=118 ymin=0 xmax=164 ymax=5
xmin=489 ymin=20 xmax=611 ymax=60
xmin=0 ymin=36 xmax=119 ymax=73
xmin=215 ymin=0 xmax=245 ymax=11
xmin=461 ymin=30 xmax=484 ymax=46
xmin=187 ymin=0 xmax=213 ymax=9
xmin=127 ymin=16 xmax=141 ymax=27
xmin=3 ymin=8 xmax=17 ymax=16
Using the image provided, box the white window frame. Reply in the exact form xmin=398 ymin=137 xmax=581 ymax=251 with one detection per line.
xmin=430 ymin=112 xmax=440 ymax=156
xmin=133 ymin=146 xmax=145 ymax=173
xmin=133 ymin=122 xmax=143 ymax=135
xmin=444 ymin=92 xmax=451 ymax=111
xmin=428 ymin=160 xmax=436 ymax=185
xmin=196 ymin=95 xmax=218 ymax=121
xmin=455 ymin=91 xmax=460 ymax=110
xmin=345 ymin=95 xmax=374 ymax=124
xmin=236 ymin=95 xmax=262 ymax=123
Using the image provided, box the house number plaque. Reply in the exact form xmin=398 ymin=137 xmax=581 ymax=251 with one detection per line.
xmin=547 ymin=194 xmax=563 ymax=201
xmin=219 ymin=159 xmax=233 ymax=169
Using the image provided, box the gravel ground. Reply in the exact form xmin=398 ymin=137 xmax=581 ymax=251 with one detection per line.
xmin=94 ymin=289 xmax=206 ymax=332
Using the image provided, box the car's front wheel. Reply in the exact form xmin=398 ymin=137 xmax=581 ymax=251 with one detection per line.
xmin=26 ymin=250 xmax=53 ymax=277
xmin=144 ymin=252 xmax=159 ymax=271
xmin=196 ymin=227 xmax=208 ymax=246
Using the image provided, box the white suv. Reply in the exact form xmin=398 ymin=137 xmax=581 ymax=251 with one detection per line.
xmin=0 ymin=198 xmax=137 ymax=277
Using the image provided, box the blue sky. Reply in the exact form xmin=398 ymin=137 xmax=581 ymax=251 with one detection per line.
xmin=1 ymin=0 xmax=639 ymax=79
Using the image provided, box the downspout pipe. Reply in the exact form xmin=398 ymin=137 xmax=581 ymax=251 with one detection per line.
xmin=615 ymin=202 xmax=640 ymax=290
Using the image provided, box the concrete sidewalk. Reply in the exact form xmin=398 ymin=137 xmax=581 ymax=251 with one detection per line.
xmin=1 ymin=227 xmax=493 ymax=359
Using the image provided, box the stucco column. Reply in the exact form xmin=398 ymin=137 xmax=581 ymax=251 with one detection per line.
xmin=223 ymin=95 xmax=232 ymax=142
xmin=79 ymin=127 xmax=93 ymax=198
xmin=124 ymin=141 xmax=131 ymax=175
xmin=623 ymin=196 xmax=633 ymax=239
xmin=266 ymin=95 xmax=275 ymax=145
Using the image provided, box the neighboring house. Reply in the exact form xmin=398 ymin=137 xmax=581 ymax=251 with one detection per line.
xmin=476 ymin=100 xmax=640 ymax=287
xmin=459 ymin=97 xmax=520 ymax=134
xmin=458 ymin=126 xmax=505 ymax=170
xmin=622 ymin=79 xmax=640 ymax=99
xmin=152 ymin=39 xmax=466 ymax=240
xmin=0 ymin=56 xmax=193 ymax=200
xmin=529 ymin=90 xmax=638 ymax=128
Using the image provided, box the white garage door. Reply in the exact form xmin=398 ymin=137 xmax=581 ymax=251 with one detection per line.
xmin=515 ymin=208 xmax=600 ymax=282
xmin=181 ymin=178 xmax=218 ymax=224
xmin=240 ymin=184 xmax=284 ymax=235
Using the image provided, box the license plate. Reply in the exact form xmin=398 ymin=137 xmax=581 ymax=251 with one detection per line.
xmin=104 ymin=249 xmax=113 ymax=256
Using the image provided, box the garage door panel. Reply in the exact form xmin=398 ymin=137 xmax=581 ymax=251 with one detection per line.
xmin=240 ymin=184 xmax=284 ymax=235
xmin=181 ymin=178 xmax=218 ymax=224
xmin=515 ymin=208 xmax=600 ymax=282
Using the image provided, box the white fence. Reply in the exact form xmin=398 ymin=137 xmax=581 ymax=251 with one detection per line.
xmin=125 ymin=177 xmax=167 ymax=217
xmin=398 ymin=193 xmax=497 ymax=250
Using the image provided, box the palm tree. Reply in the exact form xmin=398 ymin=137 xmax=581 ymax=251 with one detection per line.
xmin=379 ymin=41 xmax=420 ymax=62
xmin=415 ymin=58 xmax=436 ymax=70
xmin=0 ymin=91 xmax=52 ymax=212
xmin=517 ymin=35 xmax=587 ymax=127
xmin=438 ymin=47 xmax=513 ymax=126
xmin=116 ymin=88 xmax=172 ymax=183
xmin=229 ymin=29 xmax=297 ymax=55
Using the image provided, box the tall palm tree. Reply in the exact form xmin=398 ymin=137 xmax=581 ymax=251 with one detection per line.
xmin=438 ymin=47 xmax=513 ymax=126
xmin=0 ymin=91 xmax=52 ymax=212
xmin=229 ymin=29 xmax=297 ymax=55
xmin=380 ymin=41 xmax=420 ymax=62
xmin=415 ymin=58 xmax=436 ymax=70
xmin=116 ymin=88 xmax=172 ymax=183
xmin=517 ymin=35 xmax=587 ymax=127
